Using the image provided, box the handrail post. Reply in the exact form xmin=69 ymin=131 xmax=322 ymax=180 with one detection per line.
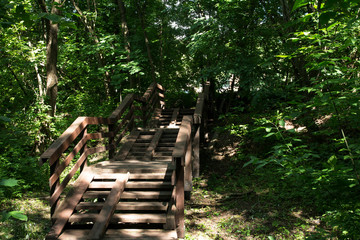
xmin=175 ymin=156 xmax=185 ymax=238
xmin=108 ymin=123 xmax=115 ymax=159
xmin=50 ymin=160 xmax=59 ymax=219
xmin=193 ymin=125 xmax=200 ymax=178
xmin=79 ymin=127 xmax=88 ymax=172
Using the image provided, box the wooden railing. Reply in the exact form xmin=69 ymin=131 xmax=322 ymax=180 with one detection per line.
xmin=170 ymin=82 xmax=211 ymax=238
xmin=192 ymin=81 xmax=210 ymax=178
xmin=172 ymin=115 xmax=193 ymax=238
xmin=39 ymin=82 xmax=164 ymax=216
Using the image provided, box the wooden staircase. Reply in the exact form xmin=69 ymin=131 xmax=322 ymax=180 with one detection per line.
xmin=40 ymin=82 xmax=210 ymax=239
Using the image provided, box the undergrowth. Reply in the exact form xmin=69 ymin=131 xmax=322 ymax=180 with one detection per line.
xmin=209 ymin=104 xmax=360 ymax=239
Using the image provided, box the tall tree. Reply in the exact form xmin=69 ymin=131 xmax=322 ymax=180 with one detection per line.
xmin=136 ymin=0 xmax=156 ymax=82
xmin=45 ymin=0 xmax=61 ymax=116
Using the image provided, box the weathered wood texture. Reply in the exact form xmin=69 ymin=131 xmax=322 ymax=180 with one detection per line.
xmin=40 ymin=80 xmax=213 ymax=240
xmin=46 ymin=168 xmax=93 ymax=240
xmin=88 ymin=173 xmax=129 ymax=240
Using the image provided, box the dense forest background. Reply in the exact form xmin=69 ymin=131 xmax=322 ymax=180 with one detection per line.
xmin=1 ymin=0 xmax=360 ymax=238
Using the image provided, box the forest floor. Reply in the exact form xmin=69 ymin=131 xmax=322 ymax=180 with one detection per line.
xmin=0 ymin=125 xmax=337 ymax=239
xmin=184 ymin=125 xmax=335 ymax=240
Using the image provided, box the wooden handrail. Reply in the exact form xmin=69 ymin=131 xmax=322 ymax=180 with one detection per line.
xmin=172 ymin=115 xmax=193 ymax=239
xmin=194 ymin=81 xmax=210 ymax=125
xmin=173 ymin=115 xmax=193 ymax=164
xmin=40 ymin=82 xmax=165 ymax=217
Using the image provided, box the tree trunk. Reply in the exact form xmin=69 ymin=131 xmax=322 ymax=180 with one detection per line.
xmin=117 ymin=0 xmax=134 ymax=87
xmin=45 ymin=0 xmax=61 ymax=117
xmin=136 ymin=1 xmax=156 ymax=82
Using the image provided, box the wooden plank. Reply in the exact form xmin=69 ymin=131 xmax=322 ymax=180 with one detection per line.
xmin=113 ymin=105 xmax=134 ymax=136
xmin=143 ymin=129 xmax=163 ymax=160
xmin=95 ymin=161 xmax=174 ymax=168
xmin=169 ymin=108 xmax=179 ymax=127
xmin=88 ymin=173 xmax=129 ymax=240
xmin=141 ymin=82 xmax=156 ymax=102
xmin=86 ymin=117 xmax=112 ymax=125
xmin=86 ymin=132 xmax=113 ymax=140
xmin=76 ymin=201 xmax=168 ymax=211
xmin=114 ymin=130 xmax=140 ymax=160
xmin=185 ymin=130 xmax=193 ymax=192
xmin=193 ymin=126 xmax=200 ymax=178
xmin=59 ymin=229 xmax=177 ymax=240
xmin=49 ymin=133 xmax=89 ymax=187
xmin=82 ymin=190 xmax=172 ymax=200
xmin=40 ymin=117 xmax=88 ymax=166
xmin=172 ymin=115 xmax=192 ymax=162
xmin=114 ymin=114 xmax=135 ymax=147
xmin=50 ymin=150 xmax=89 ymax=206
xmin=194 ymin=93 xmax=205 ymax=125
xmin=175 ymin=157 xmax=185 ymax=239
xmin=108 ymin=94 xmax=134 ymax=122
xmin=69 ymin=213 xmax=167 ymax=224
xmin=46 ymin=168 xmax=93 ymax=240
xmin=93 ymin=172 xmax=172 ymax=180
xmin=164 ymin=186 xmax=176 ymax=230
xmin=93 ymin=164 xmax=174 ymax=171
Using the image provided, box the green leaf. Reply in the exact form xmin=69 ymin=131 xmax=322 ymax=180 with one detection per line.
xmin=268 ymin=236 xmax=276 ymax=240
xmin=265 ymin=127 xmax=272 ymax=132
xmin=279 ymin=120 xmax=285 ymax=127
xmin=44 ymin=14 xmax=62 ymax=23
xmin=275 ymin=55 xmax=290 ymax=58
xmin=292 ymin=0 xmax=309 ymax=11
xmin=265 ymin=132 xmax=275 ymax=138
xmin=0 ymin=179 xmax=18 ymax=187
xmin=8 ymin=211 xmax=27 ymax=221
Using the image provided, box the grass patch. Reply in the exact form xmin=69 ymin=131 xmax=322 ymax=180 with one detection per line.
xmin=0 ymin=194 xmax=50 ymax=239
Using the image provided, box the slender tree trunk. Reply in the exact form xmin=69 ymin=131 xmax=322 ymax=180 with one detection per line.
xmin=28 ymin=41 xmax=45 ymax=103
xmin=136 ymin=1 xmax=156 ymax=82
xmin=117 ymin=0 xmax=134 ymax=87
xmin=45 ymin=0 xmax=61 ymax=117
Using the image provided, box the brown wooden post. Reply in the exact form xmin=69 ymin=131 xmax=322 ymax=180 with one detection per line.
xmin=80 ymin=127 xmax=88 ymax=172
xmin=175 ymin=156 xmax=185 ymax=238
xmin=108 ymin=122 xmax=115 ymax=159
xmin=50 ymin=160 xmax=60 ymax=220
xmin=193 ymin=125 xmax=200 ymax=178
xmin=184 ymin=129 xmax=193 ymax=194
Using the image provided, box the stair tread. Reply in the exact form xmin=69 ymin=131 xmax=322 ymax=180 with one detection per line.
xmin=93 ymin=172 xmax=172 ymax=180
xmin=69 ymin=213 xmax=167 ymax=223
xmin=59 ymin=229 xmax=177 ymax=240
xmin=76 ymin=201 xmax=168 ymax=211
xmin=88 ymin=181 xmax=172 ymax=189
xmin=83 ymin=190 xmax=172 ymax=199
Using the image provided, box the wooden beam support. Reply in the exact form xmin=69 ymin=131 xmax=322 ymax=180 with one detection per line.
xmin=143 ymin=129 xmax=163 ymax=160
xmin=114 ymin=130 xmax=140 ymax=161
xmin=88 ymin=173 xmax=129 ymax=240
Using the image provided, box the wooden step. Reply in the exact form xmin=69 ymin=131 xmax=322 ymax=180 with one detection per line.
xmin=59 ymin=229 xmax=177 ymax=240
xmin=88 ymin=181 xmax=172 ymax=189
xmin=90 ymin=165 xmax=174 ymax=174
xmin=156 ymin=147 xmax=174 ymax=151
xmin=154 ymin=152 xmax=172 ymax=157
xmin=76 ymin=201 xmax=168 ymax=211
xmin=69 ymin=213 xmax=167 ymax=224
xmin=83 ymin=190 xmax=172 ymax=200
xmin=93 ymin=172 xmax=172 ymax=180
